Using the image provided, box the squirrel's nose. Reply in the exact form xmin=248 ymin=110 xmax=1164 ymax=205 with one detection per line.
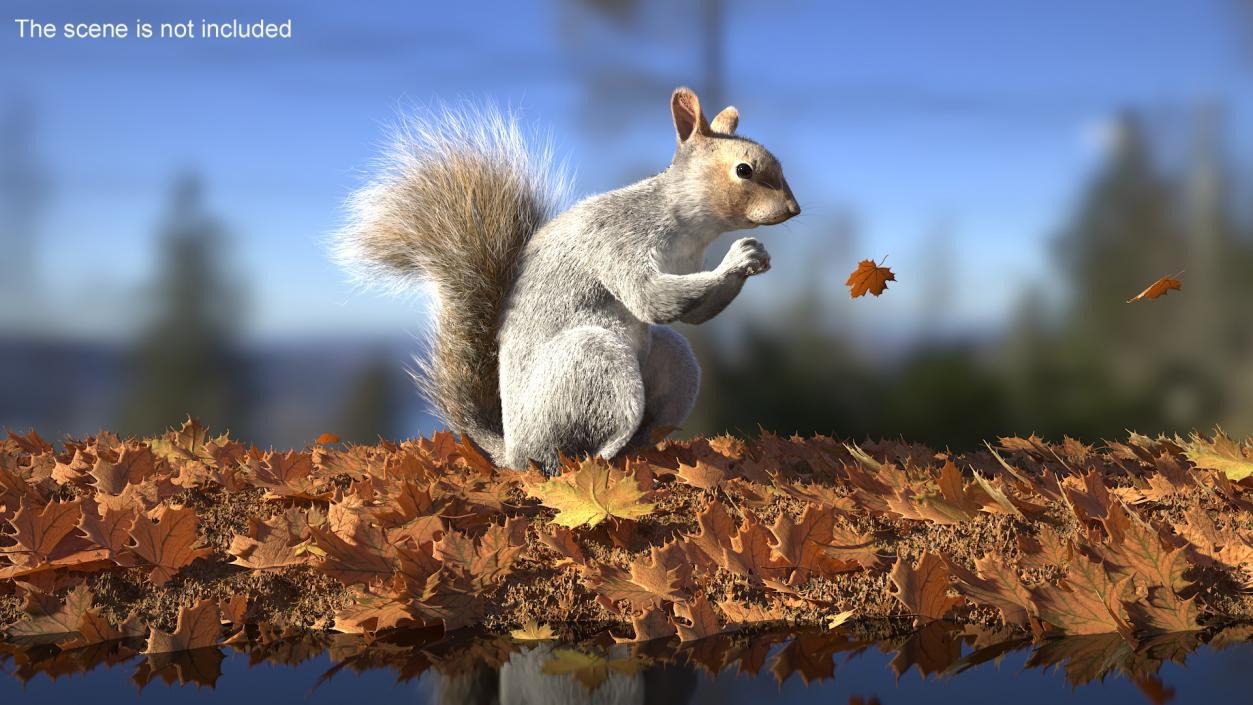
xmin=785 ymin=199 xmax=800 ymax=217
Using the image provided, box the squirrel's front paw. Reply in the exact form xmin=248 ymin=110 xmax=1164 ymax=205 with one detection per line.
xmin=722 ymin=237 xmax=771 ymax=277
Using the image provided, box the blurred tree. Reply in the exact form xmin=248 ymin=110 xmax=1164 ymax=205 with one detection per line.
xmin=117 ymin=174 xmax=249 ymax=440
xmin=335 ymin=356 xmax=400 ymax=444
xmin=0 ymin=99 xmax=49 ymax=331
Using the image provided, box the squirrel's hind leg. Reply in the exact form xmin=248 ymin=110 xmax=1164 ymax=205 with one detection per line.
xmin=501 ymin=325 xmax=645 ymax=473
xmin=628 ymin=325 xmax=700 ymax=449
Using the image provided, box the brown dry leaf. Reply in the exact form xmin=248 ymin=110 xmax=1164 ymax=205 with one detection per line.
xmin=671 ymin=596 xmax=722 ymax=642
xmin=5 ymin=498 xmax=82 ymax=565
xmin=89 ymin=445 xmax=156 ymax=495
xmin=537 ymin=525 xmax=586 ymax=566
xmin=943 ymin=555 xmax=1031 ymax=627
xmin=889 ymin=553 xmax=961 ymax=624
xmin=128 ymin=506 xmax=209 ymax=586
xmin=310 ymin=524 xmax=396 ymax=587
xmin=1126 ymin=272 xmax=1182 ymax=304
xmin=525 ymin=458 xmax=654 ymax=528
xmin=78 ymin=502 xmax=136 ymax=558
xmin=674 ymin=461 xmax=727 ymax=490
xmin=5 ymin=584 xmax=93 ymax=638
xmin=228 ymin=519 xmax=303 ymax=571
xmin=331 ymin=591 xmax=413 ymax=635
xmin=612 ymin=607 xmax=676 ymax=643
xmin=845 ymin=257 xmax=895 ymax=298
xmin=144 ymin=599 xmax=221 ymax=653
xmin=314 ymin=433 xmax=341 ymax=445
xmin=586 ymin=542 xmax=691 ymax=611
xmin=1030 ymin=555 xmax=1135 ymax=637
xmin=770 ymin=504 xmax=859 ymax=583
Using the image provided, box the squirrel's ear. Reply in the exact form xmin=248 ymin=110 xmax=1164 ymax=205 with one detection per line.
xmin=711 ymin=106 xmax=739 ymax=134
xmin=671 ymin=87 xmax=711 ymax=144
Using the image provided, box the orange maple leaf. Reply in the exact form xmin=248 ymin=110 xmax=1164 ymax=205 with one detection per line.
xmin=128 ymin=506 xmax=210 ymax=586
xmin=889 ymin=553 xmax=961 ymax=625
xmin=845 ymin=257 xmax=896 ymax=298
xmin=1126 ymin=272 xmax=1182 ymax=303
xmin=144 ymin=599 xmax=221 ymax=653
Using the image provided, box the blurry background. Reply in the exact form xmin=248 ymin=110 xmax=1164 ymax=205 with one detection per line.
xmin=2 ymin=0 xmax=1252 ymax=449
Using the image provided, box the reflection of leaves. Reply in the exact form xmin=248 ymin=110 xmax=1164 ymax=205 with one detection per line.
xmin=133 ymin=646 xmax=224 ymax=689
xmin=888 ymin=621 xmax=963 ymax=679
xmin=541 ymin=647 xmax=644 ymax=692
xmin=1027 ymin=633 xmax=1135 ymax=686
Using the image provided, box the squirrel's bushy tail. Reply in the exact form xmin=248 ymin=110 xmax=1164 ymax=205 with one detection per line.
xmin=333 ymin=104 xmax=567 ymax=460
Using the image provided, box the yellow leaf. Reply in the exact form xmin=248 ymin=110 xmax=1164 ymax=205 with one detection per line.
xmin=510 ymin=619 xmax=556 ymax=641
xmin=541 ymin=648 xmax=643 ymax=691
xmin=1185 ymin=431 xmax=1253 ymax=482
xmin=526 ymin=459 xmax=654 ymax=528
xmin=824 ymin=609 xmax=855 ymax=630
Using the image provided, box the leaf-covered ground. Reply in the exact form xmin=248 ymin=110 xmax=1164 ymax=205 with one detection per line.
xmin=1 ymin=420 xmax=1252 ymax=659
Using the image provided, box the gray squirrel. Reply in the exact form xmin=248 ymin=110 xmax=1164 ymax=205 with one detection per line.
xmin=334 ymin=87 xmax=799 ymax=471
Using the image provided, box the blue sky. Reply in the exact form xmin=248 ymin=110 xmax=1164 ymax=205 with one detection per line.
xmin=3 ymin=0 xmax=1250 ymax=342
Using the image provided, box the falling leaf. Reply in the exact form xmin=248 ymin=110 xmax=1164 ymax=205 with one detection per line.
xmin=1126 ymin=272 xmax=1182 ymax=303
xmin=845 ymin=257 xmax=895 ymax=298
xmin=144 ymin=600 xmax=221 ymax=653
xmin=510 ymin=620 xmax=556 ymax=641
xmin=526 ymin=459 xmax=654 ymax=528
xmin=314 ymin=433 xmax=341 ymax=445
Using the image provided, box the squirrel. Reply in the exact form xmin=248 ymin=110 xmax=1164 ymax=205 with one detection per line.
xmin=334 ymin=87 xmax=799 ymax=472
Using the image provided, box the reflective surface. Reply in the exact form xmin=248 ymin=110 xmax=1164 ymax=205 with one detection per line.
xmin=1 ymin=625 xmax=1250 ymax=704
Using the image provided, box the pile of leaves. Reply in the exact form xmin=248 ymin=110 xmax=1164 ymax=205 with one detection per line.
xmin=1 ymin=420 xmax=1251 ymax=661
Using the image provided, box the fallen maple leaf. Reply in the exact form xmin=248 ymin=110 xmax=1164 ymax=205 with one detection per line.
xmin=889 ymin=553 xmax=961 ymax=624
xmin=612 ymin=607 xmax=676 ymax=643
xmin=1126 ymin=272 xmax=1182 ymax=303
xmin=228 ymin=519 xmax=303 ymax=571
xmin=128 ymin=506 xmax=210 ymax=586
xmin=943 ymin=554 xmax=1031 ymax=627
xmin=845 ymin=257 xmax=895 ymax=298
xmin=526 ymin=459 xmax=654 ymax=528
xmin=671 ymin=596 xmax=722 ymax=642
xmin=1030 ymin=555 xmax=1135 ymax=637
xmin=144 ymin=599 xmax=221 ymax=653
xmin=510 ymin=620 xmax=556 ymax=641
xmin=1183 ymin=431 xmax=1253 ymax=482
xmin=4 ymin=497 xmax=83 ymax=567
xmin=4 ymin=585 xmax=93 ymax=639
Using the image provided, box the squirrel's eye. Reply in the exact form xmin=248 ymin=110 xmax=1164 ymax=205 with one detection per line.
xmin=735 ymin=163 xmax=753 ymax=179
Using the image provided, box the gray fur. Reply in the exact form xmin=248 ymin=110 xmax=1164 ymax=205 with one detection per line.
xmin=335 ymin=90 xmax=798 ymax=472
xmin=498 ymin=171 xmax=769 ymax=470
